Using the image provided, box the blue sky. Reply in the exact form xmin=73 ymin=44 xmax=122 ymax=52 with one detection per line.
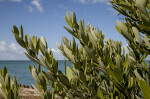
xmin=0 ymin=0 xmax=136 ymax=60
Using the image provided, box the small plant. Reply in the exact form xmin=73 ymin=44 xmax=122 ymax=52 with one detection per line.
xmin=0 ymin=67 xmax=20 ymax=99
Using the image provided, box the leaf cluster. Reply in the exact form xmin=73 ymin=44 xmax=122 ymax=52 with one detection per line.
xmin=0 ymin=67 xmax=20 ymax=99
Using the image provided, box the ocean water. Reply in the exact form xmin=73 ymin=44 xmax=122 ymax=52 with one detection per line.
xmin=0 ymin=60 xmax=149 ymax=86
xmin=0 ymin=60 xmax=72 ymax=86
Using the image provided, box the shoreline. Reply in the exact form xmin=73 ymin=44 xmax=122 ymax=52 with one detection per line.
xmin=0 ymin=83 xmax=40 ymax=99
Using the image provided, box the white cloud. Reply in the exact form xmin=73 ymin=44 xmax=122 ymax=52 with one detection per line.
xmin=0 ymin=41 xmax=6 ymax=52
xmin=0 ymin=41 xmax=64 ymax=60
xmin=28 ymin=5 xmax=33 ymax=12
xmin=93 ymin=0 xmax=108 ymax=3
xmin=31 ymin=0 xmax=43 ymax=13
xmin=10 ymin=42 xmax=18 ymax=50
xmin=9 ymin=42 xmax=24 ymax=54
xmin=73 ymin=0 xmax=109 ymax=4
xmin=77 ymin=0 xmax=87 ymax=4
xmin=10 ymin=0 xmax=22 ymax=2
xmin=51 ymin=48 xmax=64 ymax=60
xmin=0 ymin=41 xmax=26 ymax=60
xmin=73 ymin=0 xmax=88 ymax=4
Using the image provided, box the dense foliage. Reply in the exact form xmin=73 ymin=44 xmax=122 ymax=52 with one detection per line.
xmin=0 ymin=67 xmax=20 ymax=99
xmin=0 ymin=0 xmax=150 ymax=99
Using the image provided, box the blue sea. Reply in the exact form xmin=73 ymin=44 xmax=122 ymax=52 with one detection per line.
xmin=0 ymin=60 xmax=72 ymax=86
xmin=0 ymin=60 xmax=149 ymax=87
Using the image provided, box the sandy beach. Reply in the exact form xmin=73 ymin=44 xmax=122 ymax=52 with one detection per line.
xmin=0 ymin=83 xmax=41 ymax=99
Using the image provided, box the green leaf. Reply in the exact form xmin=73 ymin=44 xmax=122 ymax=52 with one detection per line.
xmin=78 ymin=20 xmax=84 ymax=35
xmin=138 ymin=25 xmax=150 ymax=31
xmin=52 ymin=58 xmax=58 ymax=74
xmin=62 ymin=36 xmax=71 ymax=50
xmin=74 ymin=61 xmax=81 ymax=70
xmin=20 ymin=25 xmax=23 ymax=39
xmin=116 ymin=21 xmax=133 ymax=42
xmin=72 ymin=37 xmax=76 ymax=55
xmin=32 ymin=36 xmax=37 ymax=49
xmin=88 ymin=28 xmax=97 ymax=47
xmin=140 ymin=13 xmax=150 ymax=26
xmin=39 ymin=56 xmax=49 ymax=69
xmin=66 ymin=66 xmax=73 ymax=81
xmin=8 ymin=89 xmax=14 ymax=99
xmin=0 ymin=88 xmax=6 ymax=99
xmin=142 ymin=60 xmax=148 ymax=70
xmin=72 ymin=11 xmax=77 ymax=24
xmin=109 ymin=59 xmax=115 ymax=69
xmin=27 ymin=34 xmax=34 ymax=50
xmin=145 ymin=73 xmax=149 ymax=86
xmin=0 ymin=75 xmax=4 ymax=85
xmin=37 ymin=65 xmax=41 ymax=73
xmin=130 ymin=77 xmax=134 ymax=87
xmin=45 ymin=51 xmax=51 ymax=65
xmin=132 ymin=27 xmax=143 ymax=45
xmin=79 ymin=71 xmax=87 ymax=85
xmin=115 ymin=54 xmax=122 ymax=70
xmin=80 ymin=30 xmax=88 ymax=45
xmin=97 ymin=88 xmax=104 ymax=99
xmin=3 ymin=66 xmax=7 ymax=76
xmin=25 ymin=35 xmax=28 ymax=47
xmin=138 ymin=80 xmax=150 ymax=99
xmin=111 ymin=93 xmax=113 ymax=99
xmin=64 ymin=46 xmax=75 ymax=63
xmin=84 ymin=46 xmax=97 ymax=62
xmin=116 ymin=3 xmax=134 ymax=12
xmin=84 ymin=57 xmax=87 ymax=74
xmin=5 ymin=73 xmax=10 ymax=90
xmin=31 ymin=68 xmax=41 ymax=85
xmin=41 ymin=36 xmax=47 ymax=48
xmin=40 ymin=40 xmax=46 ymax=55
xmin=43 ymin=71 xmax=56 ymax=81
xmin=24 ymin=52 xmax=41 ymax=65
xmin=71 ymin=84 xmax=77 ymax=91
xmin=114 ymin=68 xmax=123 ymax=81
xmin=144 ymin=37 xmax=150 ymax=48
xmin=136 ymin=0 xmax=147 ymax=15
xmin=13 ymin=34 xmax=26 ymax=48
xmin=66 ymin=12 xmax=72 ymax=27
xmin=29 ymin=65 xmax=33 ymax=73
xmin=106 ymin=66 xmax=118 ymax=82
xmin=59 ymin=73 xmax=71 ymax=88
xmin=123 ymin=54 xmax=129 ymax=72
xmin=134 ymin=69 xmax=144 ymax=81
xmin=13 ymin=25 xmax=19 ymax=35
xmin=64 ymin=26 xmax=77 ymax=38
xmin=38 ymin=73 xmax=46 ymax=91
